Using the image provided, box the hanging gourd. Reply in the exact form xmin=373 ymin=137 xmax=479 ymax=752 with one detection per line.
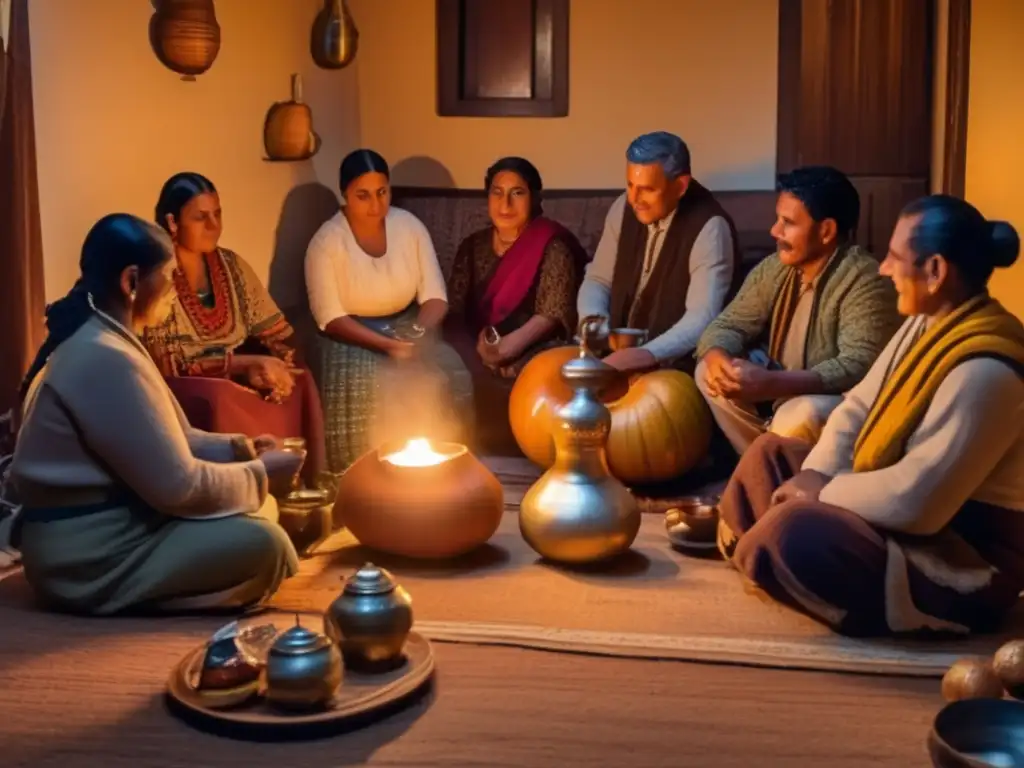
xmin=263 ymin=74 xmax=322 ymax=162
xmin=509 ymin=346 xmax=714 ymax=485
xmin=149 ymin=0 xmax=221 ymax=81
xmin=311 ymin=0 xmax=359 ymax=70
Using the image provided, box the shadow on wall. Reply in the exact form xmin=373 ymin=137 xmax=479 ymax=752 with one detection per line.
xmin=390 ymin=156 xmax=456 ymax=188
xmin=268 ymin=182 xmax=339 ymax=333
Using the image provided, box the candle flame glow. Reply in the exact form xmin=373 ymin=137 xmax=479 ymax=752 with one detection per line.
xmin=382 ymin=438 xmax=451 ymax=468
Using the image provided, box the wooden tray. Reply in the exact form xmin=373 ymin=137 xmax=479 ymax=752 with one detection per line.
xmin=164 ymin=613 xmax=435 ymax=741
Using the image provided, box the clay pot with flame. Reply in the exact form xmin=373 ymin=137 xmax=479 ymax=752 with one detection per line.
xmin=332 ymin=438 xmax=504 ymax=559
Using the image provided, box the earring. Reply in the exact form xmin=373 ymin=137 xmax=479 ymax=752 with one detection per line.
xmin=130 ymin=290 xmax=137 ymax=302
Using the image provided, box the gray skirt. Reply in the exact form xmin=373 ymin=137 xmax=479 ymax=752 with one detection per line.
xmin=17 ymin=496 xmax=296 ymax=615
xmin=310 ymin=306 xmax=474 ymax=473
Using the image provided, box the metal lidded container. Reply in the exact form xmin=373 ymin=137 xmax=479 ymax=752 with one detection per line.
xmin=263 ymin=615 xmax=343 ymax=710
xmin=324 ymin=562 xmax=413 ymax=672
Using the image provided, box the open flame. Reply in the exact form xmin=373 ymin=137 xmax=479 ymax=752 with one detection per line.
xmin=382 ymin=438 xmax=451 ymax=468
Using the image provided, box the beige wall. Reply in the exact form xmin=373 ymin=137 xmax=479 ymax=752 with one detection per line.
xmin=351 ymin=0 xmax=779 ymax=191
xmin=30 ymin=0 xmax=359 ymax=306
xmin=965 ymin=0 xmax=1024 ymax=317
xmin=30 ymin=0 xmax=779 ymax=304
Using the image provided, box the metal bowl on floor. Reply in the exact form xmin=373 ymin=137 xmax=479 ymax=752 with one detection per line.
xmin=664 ymin=495 xmax=720 ymax=552
xmin=929 ymin=698 xmax=1024 ymax=767
xmin=278 ymin=488 xmax=334 ymax=556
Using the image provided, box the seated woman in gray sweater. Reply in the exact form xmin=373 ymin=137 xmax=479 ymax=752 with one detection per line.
xmin=695 ymin=166 xmax=901 ymax=455
xmin=718 ymin=195 xmax=1024 ymax=637
xmin=9 ymin=213 xmax=301 ymax=615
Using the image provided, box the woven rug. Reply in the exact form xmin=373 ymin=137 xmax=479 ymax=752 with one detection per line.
xmin=266 ymin=457 xmax=1024 ymax=678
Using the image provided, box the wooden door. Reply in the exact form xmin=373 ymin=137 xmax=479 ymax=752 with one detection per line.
xmin=777 ymin=0 xmax=934 ymax=253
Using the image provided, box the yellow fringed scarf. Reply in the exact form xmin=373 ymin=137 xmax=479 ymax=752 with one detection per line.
xmin=853 ymin=294 xmax=1024 ymax=474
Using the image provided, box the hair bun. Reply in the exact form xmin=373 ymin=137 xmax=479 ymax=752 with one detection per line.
xmin=988 ymin=220 xmax=1020 ymax=268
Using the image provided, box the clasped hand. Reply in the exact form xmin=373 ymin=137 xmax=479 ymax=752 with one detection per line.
xmin=477 ymin=328 xmax=508 ymax=367
xmin=770 ymin=470 xmax=830 ymax=507
xmin=245 ymin=356 xmax=296 ymax=403
xmin=702 ymin=350 xmax=774 ymax=401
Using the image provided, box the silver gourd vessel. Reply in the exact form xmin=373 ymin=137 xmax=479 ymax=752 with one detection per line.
xmin=519 ymin=319 xmax=640 ymax=563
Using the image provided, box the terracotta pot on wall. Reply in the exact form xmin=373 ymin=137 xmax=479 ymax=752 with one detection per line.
xmin=149 ymin=0 xmax=221 ymax=81
xmin=263 ymin=74 xmax=322 ymax=162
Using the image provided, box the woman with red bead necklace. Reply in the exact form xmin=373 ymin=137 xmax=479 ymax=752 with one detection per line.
xmin=142 ymin=172 xmax=325 ymax=487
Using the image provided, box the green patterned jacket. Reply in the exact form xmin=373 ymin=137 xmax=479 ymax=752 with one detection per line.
xmin=695 ymin=245 xmax=903 ymax=393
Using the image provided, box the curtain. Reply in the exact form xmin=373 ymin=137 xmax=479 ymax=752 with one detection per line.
xmin=0 ymin=0 xmax=45 ymax=451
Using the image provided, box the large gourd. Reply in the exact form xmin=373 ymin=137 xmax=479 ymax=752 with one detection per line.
xmin=509 ymin=346 xmax=713 ymax=484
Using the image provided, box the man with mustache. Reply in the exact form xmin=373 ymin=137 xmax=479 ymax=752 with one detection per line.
xmin=695 ymin=165 xmax=901 ymax=455
xmin=577 ymin=132 xmax=741 ymax=372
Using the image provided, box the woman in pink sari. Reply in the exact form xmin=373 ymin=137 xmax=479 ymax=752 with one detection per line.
xmin=142 ymin=172 xmax=325 ymax=485
xmin=445 ymin=157 xmax=588 ymax=451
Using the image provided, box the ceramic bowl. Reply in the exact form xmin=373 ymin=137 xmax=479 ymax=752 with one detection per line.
xmin=665 ymin=495 xmax=720 ymax=551
xmin=929 ymin=698 xmax=1024 ymax=767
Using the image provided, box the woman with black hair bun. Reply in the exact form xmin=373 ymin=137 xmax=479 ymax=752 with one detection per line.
xmin=9 ymin=213 xmax=299 ymax=615
xmin=717 ymin=194 xmax=1024 ymax=637
xmin=305 ymin=149 xmax=473 ymax=472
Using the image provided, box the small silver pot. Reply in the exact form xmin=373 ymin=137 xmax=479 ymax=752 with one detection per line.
xmin=263 ymin=617 xmax=342 ymax=710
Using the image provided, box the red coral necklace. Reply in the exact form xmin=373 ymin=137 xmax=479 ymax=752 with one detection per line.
xmin=173 ymin=251 xmax=236 ymax=339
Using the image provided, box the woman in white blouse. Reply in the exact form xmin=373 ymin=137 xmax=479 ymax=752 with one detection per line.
xmin=305 ymin=149 xmax=473 ymax=471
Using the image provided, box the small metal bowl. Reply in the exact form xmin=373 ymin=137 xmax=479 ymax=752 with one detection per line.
xmin=929 ymin=698 xmax=1024 ymax=767
xmin=280 ymin=487 xmax=333 ymax=512
xmin=665 ymin=495 xmax=720 ymax=552
xmin=607 ymin=327 xmax=650 ymax=351
xmin=278 ymin=488 xmax=334 ymax=556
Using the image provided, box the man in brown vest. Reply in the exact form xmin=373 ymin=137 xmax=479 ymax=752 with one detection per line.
xmin=577 ymin=131 xmax=741 ymax=373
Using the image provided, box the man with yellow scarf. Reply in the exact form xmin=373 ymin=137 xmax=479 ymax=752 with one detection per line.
xmin=717 ymin=194 xmax=1024 ymax=637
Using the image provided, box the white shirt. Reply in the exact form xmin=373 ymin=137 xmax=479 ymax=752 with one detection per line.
xmin=304 ymin=207 xmax=448 ymax=330
xmin=577 ymin=192 xmax=735 ymax=363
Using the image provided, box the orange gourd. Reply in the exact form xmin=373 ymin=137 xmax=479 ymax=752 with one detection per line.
xmin=509 ymin=346 xmax=713 ymax=484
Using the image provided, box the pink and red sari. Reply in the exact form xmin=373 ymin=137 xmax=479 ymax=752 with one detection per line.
xmin=444 ymin=216 xmax=588 ymax=451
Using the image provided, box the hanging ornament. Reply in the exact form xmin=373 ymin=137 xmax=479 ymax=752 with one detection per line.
xmin=149 ymin=0 xmax=221 ymax=81
xmin=263 ymin=74 xmax=322 ymax=162
xmin=311 ymin=0 xmax=359 ymax=70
